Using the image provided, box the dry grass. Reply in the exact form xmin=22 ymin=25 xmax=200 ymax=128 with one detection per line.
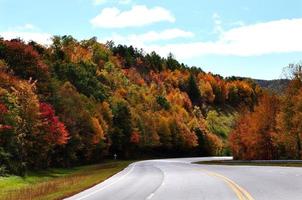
xmin=0 ymin=161 xmax=133 ymax=200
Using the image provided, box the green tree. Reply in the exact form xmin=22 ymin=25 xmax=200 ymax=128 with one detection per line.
xmin=166 ymin=53 xmax=180 ymax=71
xmin=54 ymin=62 xmax=107 ymax=101
xmin=156 ymin=95 xmax=171 ymax=110
xmin=145 ymin=51 xmax=164 ymax=72
xmin=187 ymin=74 xmax=202 ymax=105
xmin=110 ymin=101 xmax=132 ymax=157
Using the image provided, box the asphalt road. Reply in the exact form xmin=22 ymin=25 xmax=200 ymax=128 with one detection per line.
xmin=65 ymin=157 xmax=302 ymax=200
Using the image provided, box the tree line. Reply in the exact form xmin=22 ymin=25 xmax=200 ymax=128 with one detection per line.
xmin=230 ymin=64 xmax=302 ymax=160
xmin=0 ymin=36 xmax=260 ymax=175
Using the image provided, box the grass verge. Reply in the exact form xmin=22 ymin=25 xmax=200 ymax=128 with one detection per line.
xmin=0 ymin=160 xmax=134 ymax=200
xmin=196 ymin=160 xmax=302 ymax=167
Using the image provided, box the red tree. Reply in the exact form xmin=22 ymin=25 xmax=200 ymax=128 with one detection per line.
xmin=39 ymin=103 xmax=69 ymax=145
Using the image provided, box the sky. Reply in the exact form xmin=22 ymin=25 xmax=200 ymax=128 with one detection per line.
xmin=0 ymin=0 xmax=302 ymax=79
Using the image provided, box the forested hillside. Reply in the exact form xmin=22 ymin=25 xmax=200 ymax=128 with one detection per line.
xmin=225 ymin=76 xmax=289 ymax=93
xmin=254 ymin=79 xmax=289 ymax=93
xmin=230 ymin=64 xmax=302 ymax=160
xmin=0 ymin=36 xmax=261 ymax=175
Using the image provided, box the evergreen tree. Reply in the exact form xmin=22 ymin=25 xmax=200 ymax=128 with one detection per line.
xmin=187 ymin=74 xmax=202 ymax=105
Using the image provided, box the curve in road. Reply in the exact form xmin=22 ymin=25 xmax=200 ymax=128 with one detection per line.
xmin=65 ymin=157 xmax=302 ymax=200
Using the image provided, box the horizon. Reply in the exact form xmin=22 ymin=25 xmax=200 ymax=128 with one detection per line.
xmin=1 ymin=0 xmax=302 ymax=79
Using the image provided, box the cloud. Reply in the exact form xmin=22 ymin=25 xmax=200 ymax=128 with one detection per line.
xmin=0 ymin=24 xmax=52 ymax=45
xmin=212 ymin=13 xmax=223 ymax=34
xmin=230 ymin=21 xmax=245 ymax=27
xmin=90 ymin=5 xmax=175 ymax=28
xmin=219 ymin=18 xmax=302 ymax=56
xmin=0 ymin=31 xmax=52 ymax=45
xmin=107 ymin=18 xmax=302 ymax=59
xmin=17 ymin=23 xmax=36 ymax=30
xmin=93 ymin=0 xmax=107 ymax=5
xmin=105 ymin=29 xmax=194 ymax=46
xmin=8 ymin=23 xmax=38 ymax=31
xmin=118 ymin=0 xmax=131 ymax=4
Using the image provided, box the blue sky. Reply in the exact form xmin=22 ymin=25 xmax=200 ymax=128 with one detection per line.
xmin=1 ymin=0 xmax=302 ymax=79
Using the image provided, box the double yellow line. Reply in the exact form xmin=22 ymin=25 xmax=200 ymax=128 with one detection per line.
xmin=203 ymin=170 xmax=255 ymax=200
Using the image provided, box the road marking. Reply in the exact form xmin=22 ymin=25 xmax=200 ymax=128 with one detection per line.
xmin=69 ymin=163 xmax=137 ymax=200
xmin=144 ymin=166 xmax=165 ymax=200
xmin=202 ymin=169 xmax=255 ymax=200
xmin=146 ymin=193 xmax=154 ymax=199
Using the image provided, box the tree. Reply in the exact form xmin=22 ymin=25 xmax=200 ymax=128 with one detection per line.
xmin=54 ymin=82 xmax=97 ymax=166
xmin=0 ymin=39 xmax=49 ymax=81
xmin=0 ymin=37 xmax=267 ymax=174
xmin=54 ymin=62 xmax=107 ymax=101
xmin=156 ymin=95 xmax=171 ymax=110
xmin=32 ymin=103 xmax=69 ymax=168
xmin=145 ymin=51 xmax=164 ymax=72
xmin=39 ymin=103 xmax=69 ymax=145
xmin=229 ymin=93 xmax=279 ymax=160
xmin=276 ymin=63 xmax=302 ymax=159
xmin=206 ymin=110 xmax=236 ymax=138
xmin=158 ymin=116 xmax=172 ymax=149
xmin=166 ymin=53 xmax=180 ymax=71
xmin=187 ymin=74 xmax=202 ymax=105
xmin=199 ymin=80 xmax=215 ymax=103
xmin=110 ymin=101 xmax=132 ymax=157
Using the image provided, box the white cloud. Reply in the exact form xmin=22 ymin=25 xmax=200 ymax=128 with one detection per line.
xmin=0 ymin=24 xmax=52 ymax=45
xmin=118 ymin=0 xmax=131 ymax=4
xmin=93 ymin=0 xmax=107 ymax=5
xmin=8 ymin=23 xmax=37 ymax=31
xmin=18 ymin=23 xmax=36 ymax=30
xmin=212 ymin=13 xmax=223 ymax=34
xmin=90 ymin=5 xmax=175 ymax=28
xmin=105 ymin=29 xmax=194 ymax=46
xmin=230 ymin=21 xmax=245 ymax=27
xmin=219 ymin=18 xmax=302 ymax=56
xmin=0 ymin=31 xmax=52 ymax=45
xmin=107 ymin=18 xmax=302 ymax=59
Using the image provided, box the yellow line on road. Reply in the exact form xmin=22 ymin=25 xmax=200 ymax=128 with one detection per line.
xmin=202 ymin=169 xmax=255 ymax=200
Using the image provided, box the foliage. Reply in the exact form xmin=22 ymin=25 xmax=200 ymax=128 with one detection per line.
xmin=187 ymin=74 xmax=202 ymax=105
xmin=229 ymin=93 xmax=279 ymax=160
xmin=0 ymin=37 xmax=261 ymax=174
xmin=156 ymin=95 xmax=171 ymax=110
xmin=229 ymin=64 xmax=302 ymax=160
xmin=206 ymin=110 xmax=237 ymax=138
xmin=110 ymin=101 xmax=132 ymax=157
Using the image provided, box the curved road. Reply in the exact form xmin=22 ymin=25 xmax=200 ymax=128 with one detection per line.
xmin=66 ymin=157 xmax=302 ymax=200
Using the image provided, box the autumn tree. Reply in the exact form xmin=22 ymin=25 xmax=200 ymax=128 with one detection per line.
xmin=32 ymin=103 xmax=69 ymax=168
xmin=0 ymin=39 xmax=48 ymax=81
xmin=53 ymin=82 xmax=99 ymax=166
xmin=0 ymin=37 xmax=266 ymax=174
xmin=276 ymin=63 xmax=302 ymax=159
xmin=229 ymin=93 xmax=279 ymax=160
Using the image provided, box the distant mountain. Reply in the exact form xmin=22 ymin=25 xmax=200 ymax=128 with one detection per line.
xmin=225 ymin=76 xmax=290 ymax=93
xmin=253 ymin=79 xmax=290 ymax=93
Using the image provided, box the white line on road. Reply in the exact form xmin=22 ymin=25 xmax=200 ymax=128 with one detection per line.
xmin=146 ymin=193 xmax=154 ymax=199
xmin=144 ymin=166 xmax=166 ymax=200
xmin=68 ymin=163 xmax=137 ymax=200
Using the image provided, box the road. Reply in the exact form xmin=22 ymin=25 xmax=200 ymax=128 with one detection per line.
xmin=65 ymin=157 xmax=302 ymax=200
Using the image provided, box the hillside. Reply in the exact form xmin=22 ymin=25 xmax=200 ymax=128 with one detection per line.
xmin=254 ymin=79 xmax=289 ymax=93
xmin=0 ymin=36 xmax=262 ymax=175
xmin=226 ymin=76 xmax=289 ymax=93
xmin=230 ymin=63 xmax=302 ymax=160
